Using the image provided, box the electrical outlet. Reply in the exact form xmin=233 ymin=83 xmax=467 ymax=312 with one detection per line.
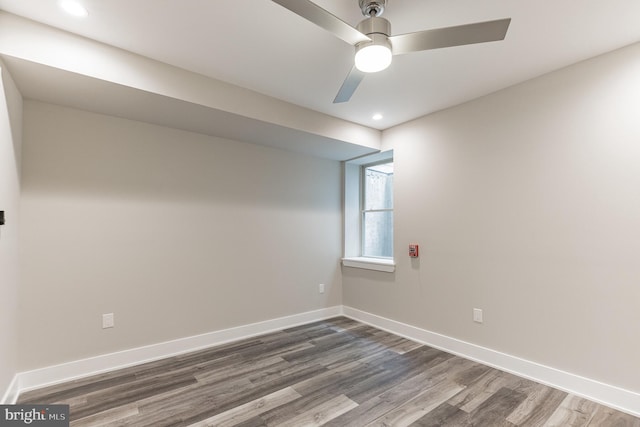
xmin=319 ymin=283 xmax=325 ymax=294
xmin=102 ymin=313 xmax=114 ymax=329
xmin=473 ymin=308 xmax=483 ymax=324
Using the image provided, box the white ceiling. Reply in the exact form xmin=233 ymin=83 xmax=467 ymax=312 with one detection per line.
xmin=1 ymin=0 xmax=639 ymax=131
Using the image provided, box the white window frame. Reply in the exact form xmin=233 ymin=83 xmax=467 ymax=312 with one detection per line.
xmin=342 ymin=150 xmax=395 ymax=272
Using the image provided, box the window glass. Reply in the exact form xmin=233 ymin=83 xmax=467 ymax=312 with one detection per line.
xmin=363 ymin=211 xmax=394 ymax=258
xmin=364 ymin=163 xmax=394 ymax=210
xmin=362 ymin=162 xmax=393 ymax=258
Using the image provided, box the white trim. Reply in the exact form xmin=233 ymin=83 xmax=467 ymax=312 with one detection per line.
xmin=342 ymin=257 xmax=396 ymax=272
xmin=345 ymin=150 xmax=391 ymax=165
xmin=343 ymin=149 xmax=394 ymax=262
xmin=13 ymin=306 xmax=342 ymax=395
xmin=342 ymin=305 xmax=640 ymax=418
xmin=1 ymin=374 xmax=20 ymax=404
xmin=5 ymin=305 xmax=640 ymax=418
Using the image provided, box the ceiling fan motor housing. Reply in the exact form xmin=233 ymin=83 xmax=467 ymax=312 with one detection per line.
xmin=359 ymin=0 xmax=386 ymax=17
xmin=356 ymin=16 xmax=391 ymax=37
xmin=356 ymin=16 xmax=392 ymax=52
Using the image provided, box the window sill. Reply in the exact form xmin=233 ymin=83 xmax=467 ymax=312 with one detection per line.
xmin=342 ymin=257 xmax=396 ymax=273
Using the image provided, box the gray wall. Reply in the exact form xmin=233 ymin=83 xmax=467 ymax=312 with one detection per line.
xmin=0 ymin=61 xmax=22 ymax=396
xmin=344 ymin=42 xmax=640 ymax=393
xmin=18 ymin=101 xmax=342 ymax=370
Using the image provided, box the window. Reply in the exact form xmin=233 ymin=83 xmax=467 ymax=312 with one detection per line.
xmin=342 ymin=150 xmax=395 ymax=272
xmin=362 ymin=161 xmax=393 ymax=258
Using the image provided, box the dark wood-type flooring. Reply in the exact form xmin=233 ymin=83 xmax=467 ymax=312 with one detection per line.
xmin=18 ymin=317 xmax=640 ymax=426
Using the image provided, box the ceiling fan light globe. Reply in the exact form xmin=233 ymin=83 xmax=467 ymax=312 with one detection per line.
xmin=355 ymin=44 xmax=392 ymax=73
xmin=59 ymin=0 xmax=88 ymax=17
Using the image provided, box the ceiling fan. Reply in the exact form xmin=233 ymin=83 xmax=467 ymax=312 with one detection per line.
xmin=271 ymin=0 xmax=511 ymax=103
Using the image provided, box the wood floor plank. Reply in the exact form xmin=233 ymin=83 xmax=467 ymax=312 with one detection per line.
xmin=506 ymin=383 xmax=567 ymax=426
xmin=365 ymin=375 xmax=465 ymax=426
xmin=185 ymin=386 xmax=301 ymax=427
xmin=16 ymin=317 xmax=640 ymax=427
xmin=179 ymin=364 xmax=328 ymax=426
xmin=136 ymin=377 xmax=254 ymax=419
xmin=290 ymin=359 xmax=386 ymax=397
xmin=411 ymin=402 xmax=473 ymax=426
xmin=69 ymin=403 xmax=139 ymax=427
xmin=238 ymin=338 xmax=317 ymax=362
xmin=56 ymin=394 xmax=87 ymax=407
xmin=545 ymin=394 xmax=598 ymax=426
xmin=388 ymin=337 xmax=423 ymax=354
xmin=306 ymin=336 xmax=395 ymax=368
xmin=193 ymin=355 xmax=285 ymax=384
xmin=279 ymin=323 xmax=341 ymax=342
xmin=281 ymin=332 xmax=376 ymax=365
xmin=258 ymin=389 xmax=343 ymax=426
xmin=345 ymin=347 xmax=453 ymax=404
xmin=272 ymin=394 xmax=357 ymax=427
xmin=70 ymin=371 xmax=198 ymax=420
xmin=18 ymin=372 xmax=139 ymax=404
xmin=466 ymin=386 xmax=525 ymax=426
xmin=246 ymin=358 xmax=325 ymax=388
xmin=447 ymin=368 xmax=507 ymax=411
xmin=324 ymin=370 xmax=450 ymax=427
xmin=133 ymin=353 xmax=238 ymax=381
xmin=322 ymin=316 xmax=363 ymax=331
xmin=588 ymin=404 xmax=640 ymax=427
xmin=83 ymin=378 xmax=254 ymax=427
xmin=232 ymin=417 xmax=268 ymax=427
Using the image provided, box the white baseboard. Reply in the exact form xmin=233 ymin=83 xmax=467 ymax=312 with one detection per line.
xmin=12 ymin=306 xmax=342 ymax=398
xmin=5 ymin=304 xmax=639 ymax=418
xmin=343 ymin=305 xmax=640 ymax=418
xmin=1 ymin=374 xmax=20 ymax=404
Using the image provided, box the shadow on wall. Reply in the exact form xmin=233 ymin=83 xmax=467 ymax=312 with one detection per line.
xmin=1 ymin=66 xmax=21 ymax=190
xmin=342 ymin=266 xmax=396 ymax=284
xmin=21 ymin=102 xmax=340 ymax=211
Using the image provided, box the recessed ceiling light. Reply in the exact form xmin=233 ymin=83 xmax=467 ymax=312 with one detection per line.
xmin=372 ymin=113 xmax=383 ymax=121
xmin=60 ymin=0 xmax=88 ymax=17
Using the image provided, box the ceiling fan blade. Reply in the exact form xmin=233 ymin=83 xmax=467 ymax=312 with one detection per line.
xmin=334 ymin=66 xmax=366 ymax=103
xmin=271 ymin=0 xmax=370 ymax=45
xmin=389 ymin=18 xmax=511 ymax=55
